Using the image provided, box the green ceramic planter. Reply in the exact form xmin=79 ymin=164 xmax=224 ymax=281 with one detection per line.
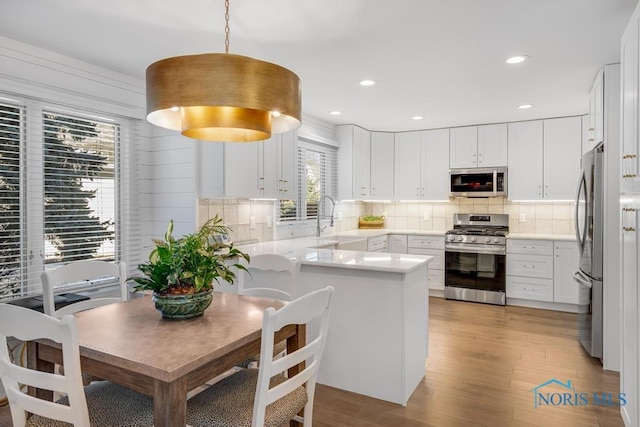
xmin=152 ymin=290 xmax=213 ymax=319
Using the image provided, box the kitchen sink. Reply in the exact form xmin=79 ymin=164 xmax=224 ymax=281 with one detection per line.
xmin=310 ymin=236 xmax=368 ymax=251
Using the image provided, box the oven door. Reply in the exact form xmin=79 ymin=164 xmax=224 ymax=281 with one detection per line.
xmin=445 ymin=249 xmax=506 ymax=304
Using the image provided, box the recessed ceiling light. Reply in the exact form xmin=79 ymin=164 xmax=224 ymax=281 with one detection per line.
xmin=506 ymin=55 xmax=530 ymax=64
xmin=329 ymin=111 xmax=342 ymax=116
xmin=360 ymin=79 xmax=376 ymax=86
xmin=518 ymin=104 xmax=533 ymax=109
xmin=412 ymin=116 xmax=424 ymax=120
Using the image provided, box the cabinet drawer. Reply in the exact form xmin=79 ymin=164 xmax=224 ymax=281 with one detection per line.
xmin=428 ymin=269 xmax=444 ymax=291
xmin=407 ymin=248 xmax=444 ymax=270
xmin=506 ymin=276 xmax=553 ymax=302
xmin=506 ymin=254 xmax=553 ymax=279
xmin=507 ymin=239 xmax=553 ymax=256
xmin=408 ymin=235 xmax=444 ymax=250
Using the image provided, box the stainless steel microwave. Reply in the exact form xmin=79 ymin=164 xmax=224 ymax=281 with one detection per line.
xmin=449 ymin=167 xmax=507 ymax=198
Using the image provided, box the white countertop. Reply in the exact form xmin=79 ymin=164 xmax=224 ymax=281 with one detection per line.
xmin=235 ymin=229 xmax=573 ymax=272
xmin=290 ymin=248 xmax=432 ymax=273
xmin=236 ymin=234 xmax=433 ymax=273
xmin=507 ymin=233 xmax=576 ymax=241
xmin=331 ymin=229 xmax=446 ymax=238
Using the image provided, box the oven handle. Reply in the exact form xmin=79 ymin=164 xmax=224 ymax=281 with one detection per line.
xmin=445 ymin=247 xmax=506 ymax=256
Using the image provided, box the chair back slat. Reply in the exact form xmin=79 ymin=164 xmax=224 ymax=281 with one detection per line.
xmin=266 ymin=359 xmax=319 ymax=404
xmin=41 ymin=260 xmax=128 ymax=318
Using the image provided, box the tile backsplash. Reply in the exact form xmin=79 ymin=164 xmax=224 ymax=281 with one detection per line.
xmin=198 ymin=197 xmax=575 ymax=244
xmin=361 ymin=199 xmax=575 ymax=235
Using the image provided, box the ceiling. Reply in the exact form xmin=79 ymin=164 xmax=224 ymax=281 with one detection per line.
xmin=0 ymin=0 xmax=637 ymax=132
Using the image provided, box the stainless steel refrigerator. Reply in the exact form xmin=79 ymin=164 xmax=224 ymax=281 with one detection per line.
xmin=573 ymin=143 xmax=604 ymax=359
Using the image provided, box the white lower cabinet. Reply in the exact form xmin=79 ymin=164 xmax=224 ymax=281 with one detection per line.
xmin=506 ymin=254 xmax=554 ymax=279
xmin=553 ymin=241 xmax=580 ymax=304
xmin=506 ymin=276 xmax=553 ymax=302
xmin=408 ymin=236 xmax=444 ymax=291
xmin=506 ymin=238 xmax=579 ymax=308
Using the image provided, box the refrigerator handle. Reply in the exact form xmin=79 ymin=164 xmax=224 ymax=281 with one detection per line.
xmin=572 ymin=270 xmax=592 ymax=288
xmin=574 ymin=173 xmax=586 ymax=250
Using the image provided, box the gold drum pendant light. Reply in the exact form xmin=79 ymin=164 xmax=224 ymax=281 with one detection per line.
xmin=145 ymin=0 xmax=301 ymax=142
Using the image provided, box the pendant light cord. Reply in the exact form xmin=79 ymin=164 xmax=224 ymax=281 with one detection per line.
xmin=224 ymin=0 xmax=230 ymax=54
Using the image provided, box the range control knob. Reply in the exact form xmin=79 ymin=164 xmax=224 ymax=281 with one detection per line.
xmin=493 ymin=237 xmax=500 ymax=243
xmin=484 ymin=237 xmax=491 ymax=243
xmin=457 ymin=236 xmax=464 ymax=242
xmin=448 ymin=235 xmax=456 ymax=242
xmin=470 ymin=236 xmax=477 ymax=242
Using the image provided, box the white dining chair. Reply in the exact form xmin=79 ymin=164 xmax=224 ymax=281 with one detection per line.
xmin=237 ymin=254 xmax=301 ymax=368
xmin=0 ymin=303 xmax=154 ymax=426
xmin=41 ymin=260 xmax=128 ymax=318
xmin=238 ymin=253 xmax=301 ymax=301
xmin=41 ymin=260 xmax=128 ymax=386
xmin=187 ymin=286 xmax=334 ymax=427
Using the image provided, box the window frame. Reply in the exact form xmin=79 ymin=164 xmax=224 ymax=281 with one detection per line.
xmin=278 ymin=137 xmax=337 ymax=223
xmin=0 ymin=94 xmax=129 ymax=301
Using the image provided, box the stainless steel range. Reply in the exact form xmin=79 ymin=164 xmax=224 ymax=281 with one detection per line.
xmin=444 ymin=213 xmax=509 ymax=305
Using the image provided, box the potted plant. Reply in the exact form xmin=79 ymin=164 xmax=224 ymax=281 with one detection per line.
xmin=132 ymin=215 xmax=250 ymax=319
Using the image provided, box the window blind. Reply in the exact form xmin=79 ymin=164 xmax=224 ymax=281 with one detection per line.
xmin=0 ymin=100 xmax=24 ymax=300
xmin=0 ymin=93 xmax=139 ymax=301
xmin=279 ymin=138 xmax=337 ymax=221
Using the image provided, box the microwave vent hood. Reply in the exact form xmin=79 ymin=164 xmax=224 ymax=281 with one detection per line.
xmin=449 ymin=167 xmax=507 ymax=198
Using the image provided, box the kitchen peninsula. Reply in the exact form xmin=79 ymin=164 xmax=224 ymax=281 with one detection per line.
xmin=233 ymin=239 xmax=434 ymax=406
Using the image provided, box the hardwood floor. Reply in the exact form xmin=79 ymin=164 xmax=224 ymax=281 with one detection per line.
xmin=0 ymin=297 xmax=624 ymax=426
xmin=312 ymin=297 xmax=623 ymax=427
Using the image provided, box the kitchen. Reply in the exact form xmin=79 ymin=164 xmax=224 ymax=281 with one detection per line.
xmin=0 ymin=1 xmax=639 ymax=426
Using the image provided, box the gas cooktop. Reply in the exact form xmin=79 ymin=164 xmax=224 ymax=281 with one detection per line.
xmin=445 ymin=214 xmax=509 ymax=246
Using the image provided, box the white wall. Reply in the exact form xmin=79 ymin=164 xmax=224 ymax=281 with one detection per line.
xmin=0 ymin=35 xmax=197 ymax=273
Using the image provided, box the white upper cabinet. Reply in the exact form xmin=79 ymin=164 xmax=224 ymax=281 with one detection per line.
xmin=477 ymin=123 xmax=508 ymax=167
xmin=622 ymin=23 xmax=640 ymax=193
xmin=543 ymin=117 xmax=582 ymax=200
xmin=277 ymin=131 xmax=297 ymax=199
xmin=394 ymin=131 xmax=422 ymax=200
xmin=508 ymin=118 xmax=581 ymax=200
xmin=450 ymin=124 xmax=507 ymax=168
xmin=224 ymin=142 xmax=261 ymax=198
xmin=353 ymin=126 xmax=371 ymax=198
xmin=224 ymin=131 xmax=297 ymax=199
xmin=337 ymin=125 xmax=374 ymax=199
xmin=508 ymin=120 xmax=543 ymax=200
xmin=370 ymin=132 xmax=395 ymax=200
xmin=259 ymin=137 xmax=279 ymax=198
xmin=587 ymin=69 xmax=604 ymax=147
xmin=394 ymin=129 xmax=449 ymax=200
xmin=197 ymin=141 xmax=224 ymax=198
xmin=422 ymin=129 xmax=450 ymax=200
xmin=449 ymin=126 xmax=478 ymax=168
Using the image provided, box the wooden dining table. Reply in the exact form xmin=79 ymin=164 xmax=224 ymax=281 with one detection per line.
xmin=27 ymin=292 xmax=305 ymax=427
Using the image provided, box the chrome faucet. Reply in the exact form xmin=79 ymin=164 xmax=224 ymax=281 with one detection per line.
xmin=316 ymin=195 xmax=337 ymax=237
